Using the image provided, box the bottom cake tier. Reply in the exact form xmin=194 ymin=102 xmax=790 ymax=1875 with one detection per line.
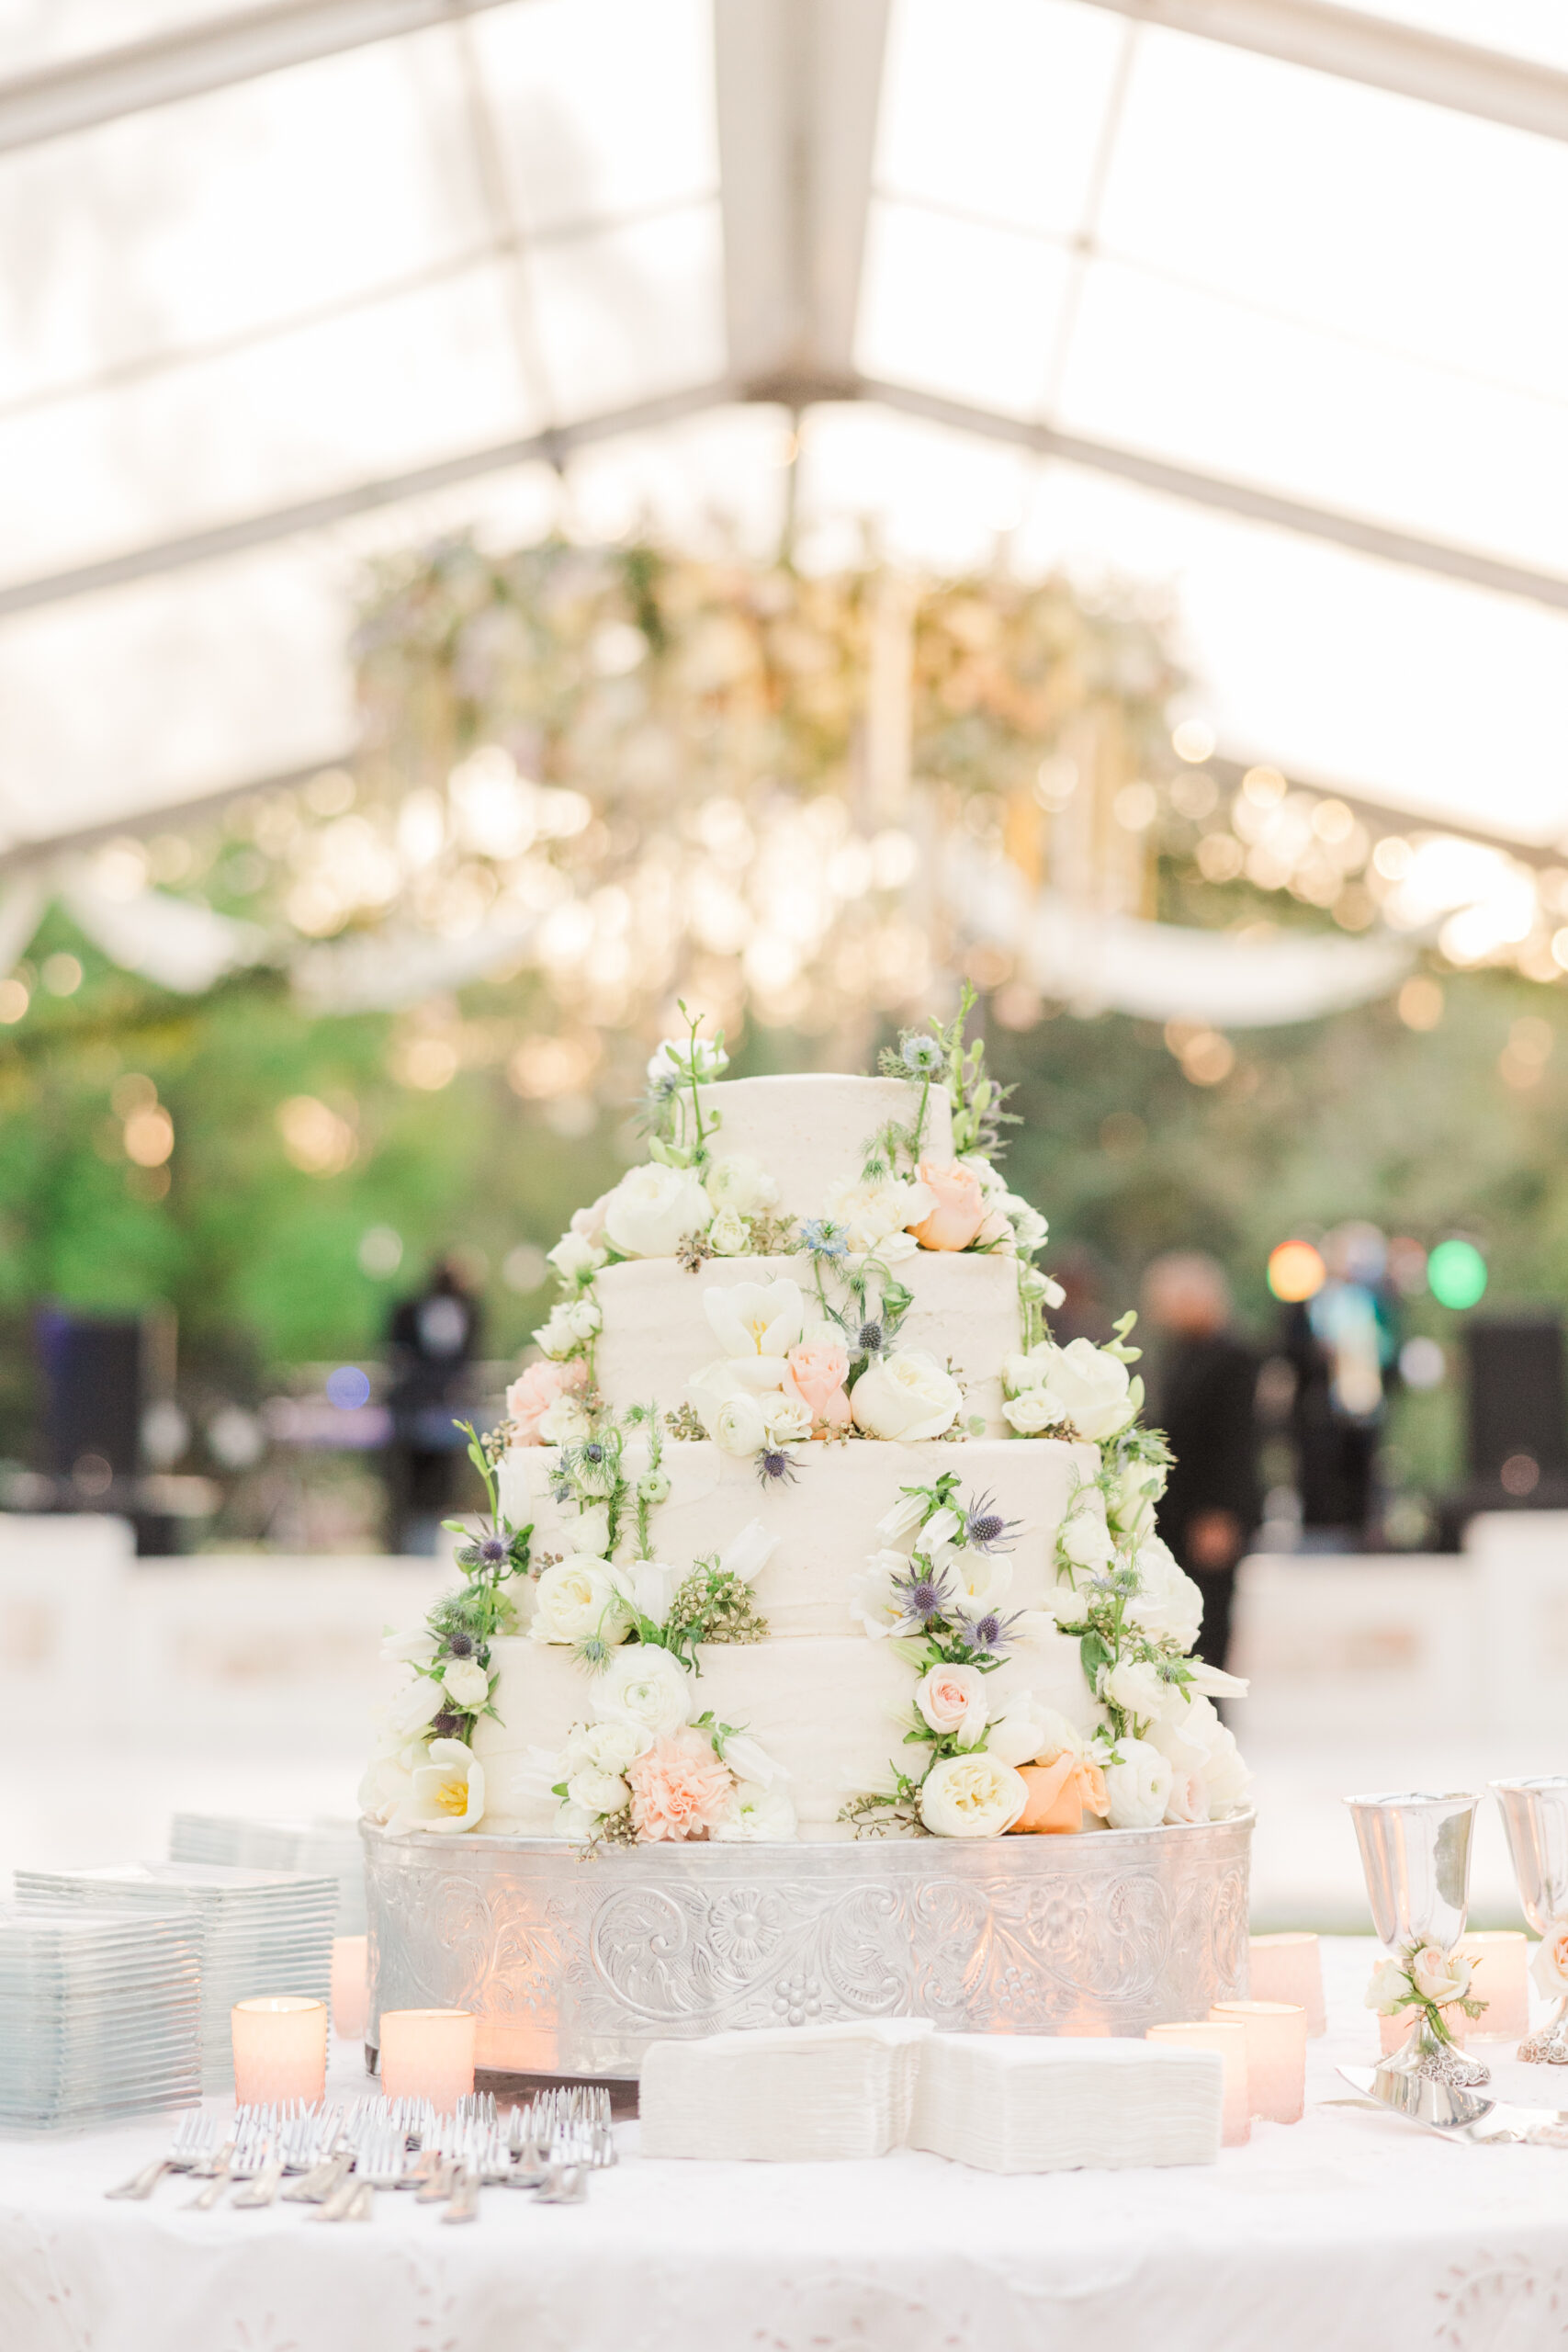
xmin=363 ymin=1814 xmax=1253 ymax=2077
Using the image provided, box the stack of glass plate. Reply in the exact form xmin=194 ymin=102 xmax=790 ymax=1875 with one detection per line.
xmin=168 ymin=1814 xmax=367 ymax=1933
xmin=0 ymin=1900 xmax=200 ymax=2131
xmin=17 ymin=1863 xmax=336 ymax=2091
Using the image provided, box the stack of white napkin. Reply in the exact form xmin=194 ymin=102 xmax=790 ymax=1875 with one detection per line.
xmin=640 ymin=2026 xmax=1223 ymax=2171
xmin=640 ymin=2019 xmax=933 ymax=2161
xmin=908 ymin=2033 xmax=1223 ymax=2172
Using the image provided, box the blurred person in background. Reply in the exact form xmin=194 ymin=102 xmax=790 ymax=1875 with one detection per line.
xmin=1283 ymin=1220 xmax=1400 ymax=1549
xmin=1143 ymin=1251 xmax=1261 ymax=1672
xmin=385 ymin=1257 xmax=482 ymax=1555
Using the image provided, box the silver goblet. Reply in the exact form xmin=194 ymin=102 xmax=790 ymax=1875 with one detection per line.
xmin=1345 ymin=1789 xmax=1489 ymax=2088
xmin=1491 ymin=1778 xmax=1568 ymax=2063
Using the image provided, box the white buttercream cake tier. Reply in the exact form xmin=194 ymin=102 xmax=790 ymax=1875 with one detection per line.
xmin=499 ymin=1435 xmax=1099 ymax=1638
xmin=672 ymin=1072 xmax=953 ymax=1211
xmin=591 ymin=1250 xmax=1020 ymax=1430
xmin=474 ymin=1632 xmax=1101 ymax=1840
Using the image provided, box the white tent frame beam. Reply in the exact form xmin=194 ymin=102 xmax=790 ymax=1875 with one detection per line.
xmin=1078 ymin=0 xmax=1568 ymax=142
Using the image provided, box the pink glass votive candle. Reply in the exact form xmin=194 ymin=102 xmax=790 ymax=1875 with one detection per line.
xmin=1211 ymin=1999 xmax=1307 ymax=2123
xmin=1459 ymin=1931 xmax=1530 ymax=2043
xmin=231 ymin=1997 xmax=328 ymax=2107
xmin=379 ymin=2008 xmax=475 ymax=2112
xmin=1146 ymin=2019 xmax=1250 ymax=2145
xmin=1248 ymin=1933 xmax=1326 ymax=2038
xmin=331 ymin=1936 xmax=369 ymax=2041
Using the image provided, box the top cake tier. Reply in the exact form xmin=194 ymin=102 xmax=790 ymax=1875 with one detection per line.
xmin=672 ymin=1072 xmax=953 ymax=1210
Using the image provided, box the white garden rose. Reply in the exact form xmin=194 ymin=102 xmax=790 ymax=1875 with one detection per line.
xmin=707 ymin=1206 xmax=750 ymax=1256
xmin=566 ymin=1765 xmax=630 ymax=1816
xmin=1058 ymin=1509 xmax=1115 ymax=1571
xmin=1025 ymin=1338 xmax=1142 ymax=1442
xmin=761 ymin=1394 xmax=814 ymax=1449
xmin=1146 ymin=1694 xmax=1251 ymax=1817
xmin=441 ymin=1656 xmax=491 ymax=1710
xmin=1002 ymin=1390 xmax=1066 ymax=1435
xmin=987 ymin=1696 xmax=1086 ymax=1770
xmin=705 ymin=1153 xmax=779 ymax=1216
xmin=547 ymin=1230 xmax=605 ymax=1282
xmin=703 ymin=1276 xmax=804 ymax=1384
xmin=851 ymin=1349 xmax=963 ymax=1442
xmin=714 ymin=1781 xmax=798 ymax=1840
xmin=714 ymin=1392 xmax=769 ymax=1458
xmin=568 ymin=1501 xmax=612 ymax=1557
xmin=1102 ymin=1655 xmax=1172 ymax=1724
xmin=824 ymin=1173 xmax=935 ymax=1255
xmin=1102 ymin=1737 xmax=1174 ymax=1829
xmin=1365 ymin=1956 xmax=1411 ymax=2015
xmin=529 ymin=1558 xmax=628 ymax=1647
xmin=593 ymin=1644 xmax=694 ymax=1741
xmin=919 ymin=1751 xmax=1030 ymax=1838
xmin=915 ymin=1661 xmax=989 ymax=1747
xmin=536 ymin=1396 xmax=592 ymax=1446
xmin=385 ymin=1674 xmax=445 ymax=1743
xmin=1410 ymin=1944 xmax=1472 ymax=2007
xmin=602 ymin=1162 xmax=712 ymax=1258
xmin=1123 ymin=1535 xmax=1202 ymax=1650
xmin=381 ymin=1623 xmax=438 ymax=1668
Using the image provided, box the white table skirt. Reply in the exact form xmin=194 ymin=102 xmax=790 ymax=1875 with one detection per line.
xmin=5 ymin=1938 xmax=1568 ymax=2352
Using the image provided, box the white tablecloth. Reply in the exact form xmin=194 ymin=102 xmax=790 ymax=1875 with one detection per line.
xmin=6 ymin=1939 xmax=1568 ymax=2352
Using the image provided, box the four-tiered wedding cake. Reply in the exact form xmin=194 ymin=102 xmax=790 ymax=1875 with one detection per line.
xmin=362 ymin=1004 xmax=1249 ymax=1853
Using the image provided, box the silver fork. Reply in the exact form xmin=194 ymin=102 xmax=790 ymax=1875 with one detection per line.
xmin=106 ymin=2108 xmax=217 ymax=2200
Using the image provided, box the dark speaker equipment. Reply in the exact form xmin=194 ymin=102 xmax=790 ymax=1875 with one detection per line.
xmin=34 ymin=1311 xmax=143 ymax=1481
xmin=1464 ymin=1315 xmax=1568 ymax=1489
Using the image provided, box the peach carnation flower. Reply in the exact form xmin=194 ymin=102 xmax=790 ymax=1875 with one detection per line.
xmin=908 ymin=1159 xmax=987 ymax=1251
xmin=506 ymin=1357 xmax=588 ymax=1444
xmin=783 ymin=1340 xmax=852 ymax=1430
xmin=627 ymin=1728 xmax=736 ymax=1843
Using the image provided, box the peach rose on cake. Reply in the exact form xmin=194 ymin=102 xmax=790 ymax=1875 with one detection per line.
xmin=908 ymin=1159 xmax=987 ymax=1252
xmin=627 ymin=1728 xmax=737 ymax=1842
xmin=506 ymin=1357 xmax=589 ymax=1445
xmin=782 ymin=1340 xmax=852 ymax=1430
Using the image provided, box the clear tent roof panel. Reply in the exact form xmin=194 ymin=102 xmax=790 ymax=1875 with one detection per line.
xmin=0 ymin=0 xmax=1564 ymax=853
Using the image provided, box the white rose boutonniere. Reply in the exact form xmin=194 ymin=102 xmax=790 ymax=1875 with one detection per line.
xmin=1410 ymin=1943 xmax=1472 ymax=2009
xmin=851 ymin=1349 xmax=963 ymax=1442
xmin=919 ymin=1752 xmax=1029 ymax=1838
xmin=602 ymin=1163 xmax=713 ymax=1258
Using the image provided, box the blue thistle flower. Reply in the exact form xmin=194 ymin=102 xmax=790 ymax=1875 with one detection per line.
xmin=963 ymin=1489 xmax=1021 ymax=1554
xmin=756 ymin=1448 xmax=800 ymax=1487
xmin=889 ymin=1561 xmax=954 ymax=1634
xmin=952 ymin=1606 xmax=1025 ymax=1661
xmin=857 ymin=1319 xmax=885 ymax=1355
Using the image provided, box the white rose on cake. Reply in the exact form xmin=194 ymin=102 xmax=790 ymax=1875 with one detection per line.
xmin=593 ymin=1644 xmax=693 ymax=1742
xmin=1001 ymin=1194 xmax=1049 ymax=1253
xmin=919 ymin=1752 xmax=1029 ymax=1838
xmin=915 ymin=1662 xmax=989 ymax=1747
xmin=1005 ymin=1338 xmax=1141 ymax=1441
xmin=1106 ymin=1455 xmax=1168 ymax=1544
xmin=566 ymin=1764 xmax=630 ymax=1816
xmin=705 ymin=1153 xmax=779 ymax=1217
xmin=536 ymin=1395 xmax=592 ymax=1446
xmin=1122 ymin=1535 xmax=1202 ymax=1650
xmin=851 ymin=1349 xmax=963 ymax=1441
xmin=987 ymin=1695 xmax=1086 ymax=1770
xmin=1101 ymin=1655 xmax=1174 ymax=1725
xmin=707 ymin=1206 xmax=750 ymax=1256
xmin=561 ymin=1721 xmax=643 ymax=1778
xmin=1101 ymin=1736 xmax=1174 ymax=1829
xmin=602 ymin=1162 xmax=712 ymax=1258
xmin=529 ymin=1558 xmax=629 ymax=1648
xmin=1002 ymin=1389 xmax=1066 ymax=1435
xmin=532 ymin=1305 xmax=581 ymax=1362
xmin=703 ymin=1276 xmax=804 ymax=1383
xmin=824 ymin=1173 xmax=935 ymax=1256
xmin=441 ymin=1657 xmax=491 ymax=1710
xmin=1146 ymin=1694 xmax=1251 ymax=1818
xmin=1057 ymin=1507 xmax=1115 ymax=1573
xmin=761 ymin=1394 xmax=813 ymax=1450
xmin=547 ymin=1229 xmax=605 ymax=1282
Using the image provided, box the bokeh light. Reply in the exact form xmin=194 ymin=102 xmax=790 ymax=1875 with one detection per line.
xmin=1427 ymin=1238 xmax=1488 ymax=1310
xmin=1269 ymin=1240 xmax=1326 ymax=1302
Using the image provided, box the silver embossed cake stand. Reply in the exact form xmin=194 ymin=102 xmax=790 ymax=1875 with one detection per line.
xmin=363 ymin=1814 xmax=1253 ymax=2079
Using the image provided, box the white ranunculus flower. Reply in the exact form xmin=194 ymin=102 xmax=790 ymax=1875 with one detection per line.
xmin=761 ymin=1394 xmax=813 ymax=1449
xmin=1366 ymin=1956 xmax=1412 ymax=2015
xmin=987 ymin=1696 xmax=1086 ymax=1770
xmin=1410 ymin=1944 xmax=1472 ymax=2007
xmin=707 ymin=1206 xmax=750 ymax=1256
xmin=394 ymin=1737 xmax=486 ymax=1835
xmin=649 ymin=1035 xmax=728 ymax=1085
xmin=441 ymin=1656 xmax=491 ymax=1710
xmin=714 ymin=1781 xmax=798 ymax=1840
xmin=1145 ymin=1695 xmax=1251 ymax=1818
xmin=529 ymin=1557 xmax=628 ymax=1647
xmin=1058 ymin=1509 xmax=1115 ymax=1571
xmin=536 ymin=1396 xmax=592 ymax=1446
xmin=1028 ymin=1338 xmax=1142 ymax=1442
xmin=705 ymin=1153 xmax=779 ymax=1216
xmin=385 ymin=1674 xmax=445 ymax=1743
xmin=613 ymin=1558 xmax=682 ymax=1627
xmin=358 ymin=1751 xmax=418 ymax=1824
xmin=824 ymin=1173 xmax=935 ymax=1255
xmin=851 ymin=1349 xmax=963 ymax=1442
xmin=919 ymin=1751 xmax=1030 ymax=1838
xmin=1102 ymin=1655 xmax=1170 ymax=1724
xmin=566 ymin=1765 xmax=630 ymax=1816
xmin=602 ymin=1162 xmax=713 ymax=1259
xmin=916 ymin=1661 xmax=990 ymax=1747
xmin=703 ymin=1276 xmax=805 ymax=1382
xmin=1102 ymin=1737 xmax=1174 ymax=1829
xmin=381 ymin=1623 xmax=438 ymax=1668
xmin=547 ymin=1230 xmax=605 ymax=1282
xmin=567 ymin=1500 xmax=611 ymax=1557
xmin=593 ymin=1644 xmax=693 ymax=1741
xmin=1003 ymin=1390 xmax=1066 ymax=1435
xmin=713 ymin=1392 xmax=769 ymax=1458
xmin=876 ymin=1491 xmax=931 ymax=1550
xmin=1123 ymin=1534 xmax=1202 ymax=1651
xmin=532 ymin=1305 xmax=580 ymax=1362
